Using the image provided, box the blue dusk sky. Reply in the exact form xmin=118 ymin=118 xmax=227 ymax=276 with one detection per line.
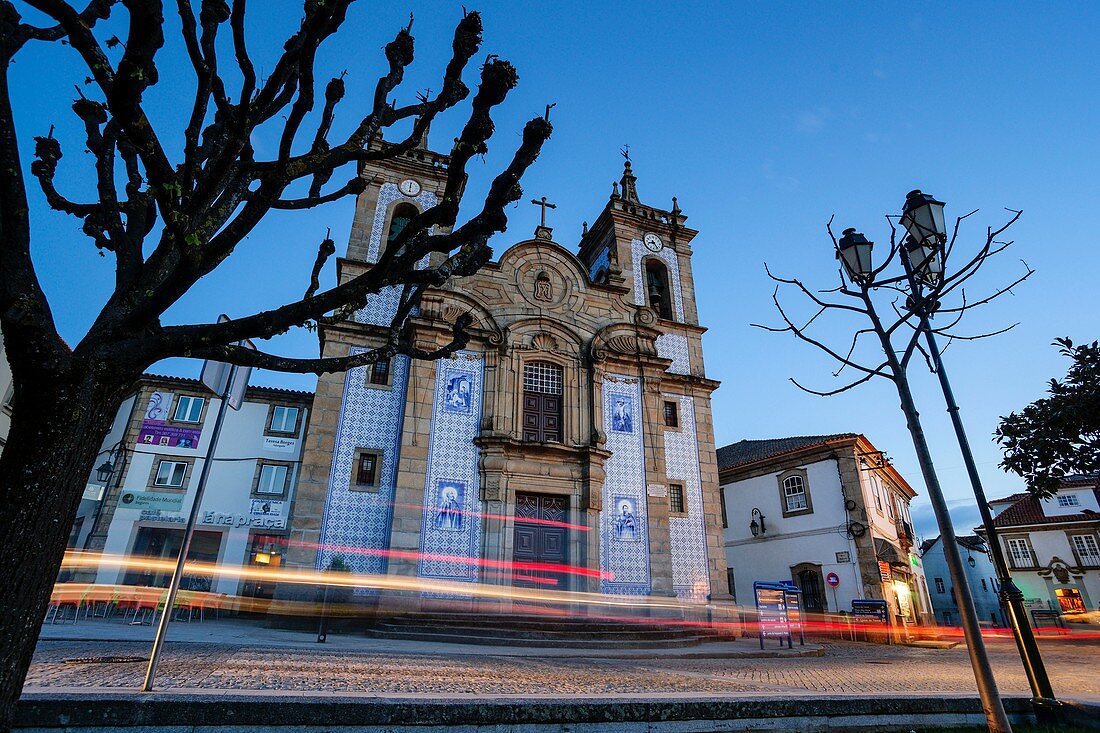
xmin=10 ymin=2 xmax=1098 ymax=539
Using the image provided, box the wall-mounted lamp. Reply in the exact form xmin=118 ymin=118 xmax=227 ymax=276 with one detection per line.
xmin=749 ymin=507 xmax=767 ymax=537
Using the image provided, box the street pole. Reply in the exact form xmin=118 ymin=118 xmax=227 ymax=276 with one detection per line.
xmin=142 ymin=366 xmax=235 ymax=692
xmin=918 ymin=319 xmax=1058 ymax=709
xmin=868 ymin=300 xmax=1013 ymax=733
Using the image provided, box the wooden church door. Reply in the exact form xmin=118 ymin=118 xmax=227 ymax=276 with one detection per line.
xmin=512 ymin=493 xmax=569 ymax=590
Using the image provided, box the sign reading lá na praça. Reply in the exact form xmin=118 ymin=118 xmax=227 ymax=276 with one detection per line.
xmin=200 ymin=499 xmax=287 ymax=530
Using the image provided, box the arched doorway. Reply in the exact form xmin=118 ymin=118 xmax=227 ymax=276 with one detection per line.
xmin=791 ymin=563 xmax=827 ymax=612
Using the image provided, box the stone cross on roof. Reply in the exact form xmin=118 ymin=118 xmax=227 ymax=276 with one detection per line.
xmin=531 ymin=196 xmax=557 ymax=240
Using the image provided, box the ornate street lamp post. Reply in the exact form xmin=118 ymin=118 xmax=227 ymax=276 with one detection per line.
xmin=759 ymin=189 xmax=1043 ymax=733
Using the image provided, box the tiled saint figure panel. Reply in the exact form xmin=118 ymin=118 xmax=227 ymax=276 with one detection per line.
xmin=417 ymin=352 xmax=485 ymax=582
xmin=599 ymin=374 xmax=651 ymax=595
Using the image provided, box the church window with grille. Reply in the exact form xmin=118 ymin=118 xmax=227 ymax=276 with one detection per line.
xmin=522 ymin=361 xmax=563 ymax=442
xmin=645 ymin=259 xmax=674 ymax=320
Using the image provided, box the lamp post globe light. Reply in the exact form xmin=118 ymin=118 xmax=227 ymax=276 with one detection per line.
xmin=761 ymin=185 xmax=1043 ymax=732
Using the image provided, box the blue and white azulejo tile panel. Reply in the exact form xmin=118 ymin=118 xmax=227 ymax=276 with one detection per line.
xmin=656 ymin=333 xmax=690 ymax=375
xmin=664 ymin=394 xmax=710 ymax=601
xmin=316 ymin=349 xmax=410 ymax=580
xmin=357 ymin=182 xmax=438 ymax=326
xmin=600 ymin=374 xmax=651 ymax=595
xmin=630 ymin=239 xmax=685 ymax=322
xmin=417 ymin=351 xmax=484 ymax=582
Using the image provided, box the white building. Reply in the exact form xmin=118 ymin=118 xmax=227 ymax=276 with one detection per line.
xmin=82 ymin=375 xmax=313 ymax=602
xmin=920 ymin=534 xmax=1006 ymax=628
xmin=981 ymin=475 xmax=1100 ymax=620
xmin=718 ymin=433 xmax=932 ymax=628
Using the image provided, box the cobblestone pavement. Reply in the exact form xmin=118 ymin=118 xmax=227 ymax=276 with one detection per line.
xmin=24 ymin=635 xmax=1100 ymax=699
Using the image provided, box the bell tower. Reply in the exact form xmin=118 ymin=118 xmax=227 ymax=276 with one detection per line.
xmin=578 ymin=159 xmax=702 ymax=331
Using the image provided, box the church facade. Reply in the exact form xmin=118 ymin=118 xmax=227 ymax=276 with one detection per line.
xmin=286 ymin=141 xmax=728 ymax=602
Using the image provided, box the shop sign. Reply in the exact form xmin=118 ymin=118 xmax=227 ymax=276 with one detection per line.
xmin=878 ymin=560 xmax=892 ymax=582
xmin=201 ymin=510 xmax=286 ymax=530
xmin=120 ymin=490 xmax=185 ymax=511
xmin=139 ymin=509 xmax=186 ymax=524
xmin=263 ymin=436 xmax=297 ymax=453
xmin=250 ymin=499 xmax=286 ymax=518
xmin=138 ymin=391 xmax=202 ymax=449
xmin=82 ymin=483 xmax=105 ymax=502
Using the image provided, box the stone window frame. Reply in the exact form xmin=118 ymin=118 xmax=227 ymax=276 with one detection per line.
xmin=668 ymin=482 xmax=687 ymax=516
xmin=365 ymin=357 xmax=394 ymax=390
xmin=662 ymin=399 xmax=680 ymax=430
xmin=253 ymin=460 xmax=293 ymax=499
xmin=519 ymin=357 xmax=566 ymax=444
xmin=264 ymin=403 xmax=302 ymax=437
xmin=350 ymin=448 xmax=384 ymax=493
xmin=146 ymin=455 xmax=195 ymax=491
xmin=169 ymin=391 xmax=208 ymax=424
xmin=1066 ymin=530 xmax=1100 ymax=565
xmin=778 ymin=468 xmax=813 ymax=518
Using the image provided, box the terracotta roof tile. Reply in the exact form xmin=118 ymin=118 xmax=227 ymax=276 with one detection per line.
xmin=716 ymin=433 xmax=858 ymax=471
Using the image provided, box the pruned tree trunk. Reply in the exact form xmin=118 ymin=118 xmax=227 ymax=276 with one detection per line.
xmin=0 ymin=366 xmax=136 ymax=728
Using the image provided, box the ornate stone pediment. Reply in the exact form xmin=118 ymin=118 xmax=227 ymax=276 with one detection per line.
xmin=591 ymin=323 xmax=660 ymax=362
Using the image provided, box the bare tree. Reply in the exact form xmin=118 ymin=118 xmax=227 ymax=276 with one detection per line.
xmin=754 ymin=201 xmax=1033 ymax=733
xmin=0 ymin=1 xmax=552 ymax=724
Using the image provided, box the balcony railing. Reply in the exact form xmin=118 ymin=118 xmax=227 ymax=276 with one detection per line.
xmin=1071 ymin=547 xmax=1100 ymax=569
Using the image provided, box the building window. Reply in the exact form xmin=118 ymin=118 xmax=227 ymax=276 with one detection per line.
xmin=719 ymin=488 xmax=728 ymax=528
xmin=1 ymin=383 xmax=13 ymax=411
xmin=935 ymin=577 xmax=945 ymax=594
xmin=871 ymin=475 xmax=884 ymax=513
xmin=980 ymin=578 xmax=988 ymax=592
xmin=1056 ymin=494 xmax=1080 ymax=508
xmin=726 ymin=568 xmax=736 ymax=600
xmin=1007 ymin=537 xmax=1034 ymax=567
xmin=645 ymin=259 xmax=674 ymax=320
xmin=386 ymin=203 xmax=418 ymax=252
xmin=369 ymin=358 xmax=391 ymax=386
xmin=173 ymin=395 xmax=204 ymax=423
xmin=663 ymin=400 xmax=679 ymax=428
xmin=154 ymin=460 xmax=188 ymax=488
xmin=522 ymin=361 xmax=563 ymax=442
xmin=354 ymin=450 xmax=381 ymax=489
xmin=781 ymin=473 xmax=810 ymax=514
xmin=669 ymin=483 xmax=685 ymax=514
xmin=256 ymin=464 xmax=290 ymax=496
xmin=269 ymin=406 xmax=299 ymax=434
xmin=1071 ymin=534 xmax=1100 ymax=564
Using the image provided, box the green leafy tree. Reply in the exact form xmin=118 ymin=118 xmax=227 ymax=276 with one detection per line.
xmin=995 ymin=338 xmax=1100 ymax=497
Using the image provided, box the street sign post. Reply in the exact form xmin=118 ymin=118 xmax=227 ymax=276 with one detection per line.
xmin=143 ymin=316 xmax=254 ymax=692
xmin=754 ymin=581 xmax=793 ymax=649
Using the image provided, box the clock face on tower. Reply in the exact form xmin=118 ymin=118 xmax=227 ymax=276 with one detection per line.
xmin=399 ymin=179 xmax=421 ymax=196
xmin=643 ymin=232 xmax=663 ymax=252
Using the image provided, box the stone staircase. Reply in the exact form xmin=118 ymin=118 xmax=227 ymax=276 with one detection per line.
xmin=362 ymin=611 xmax=733 ymax=649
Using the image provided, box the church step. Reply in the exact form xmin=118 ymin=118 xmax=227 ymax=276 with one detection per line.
xmin=363 ymin=628 xmax=709 ymax=649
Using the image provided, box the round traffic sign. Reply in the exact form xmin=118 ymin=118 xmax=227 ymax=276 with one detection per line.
xmin=826 ymin=571 xmax=840 ymax=588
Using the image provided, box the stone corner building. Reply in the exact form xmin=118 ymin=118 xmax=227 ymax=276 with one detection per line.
xmin=287 ymin=141 xmax=728 ymax=603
